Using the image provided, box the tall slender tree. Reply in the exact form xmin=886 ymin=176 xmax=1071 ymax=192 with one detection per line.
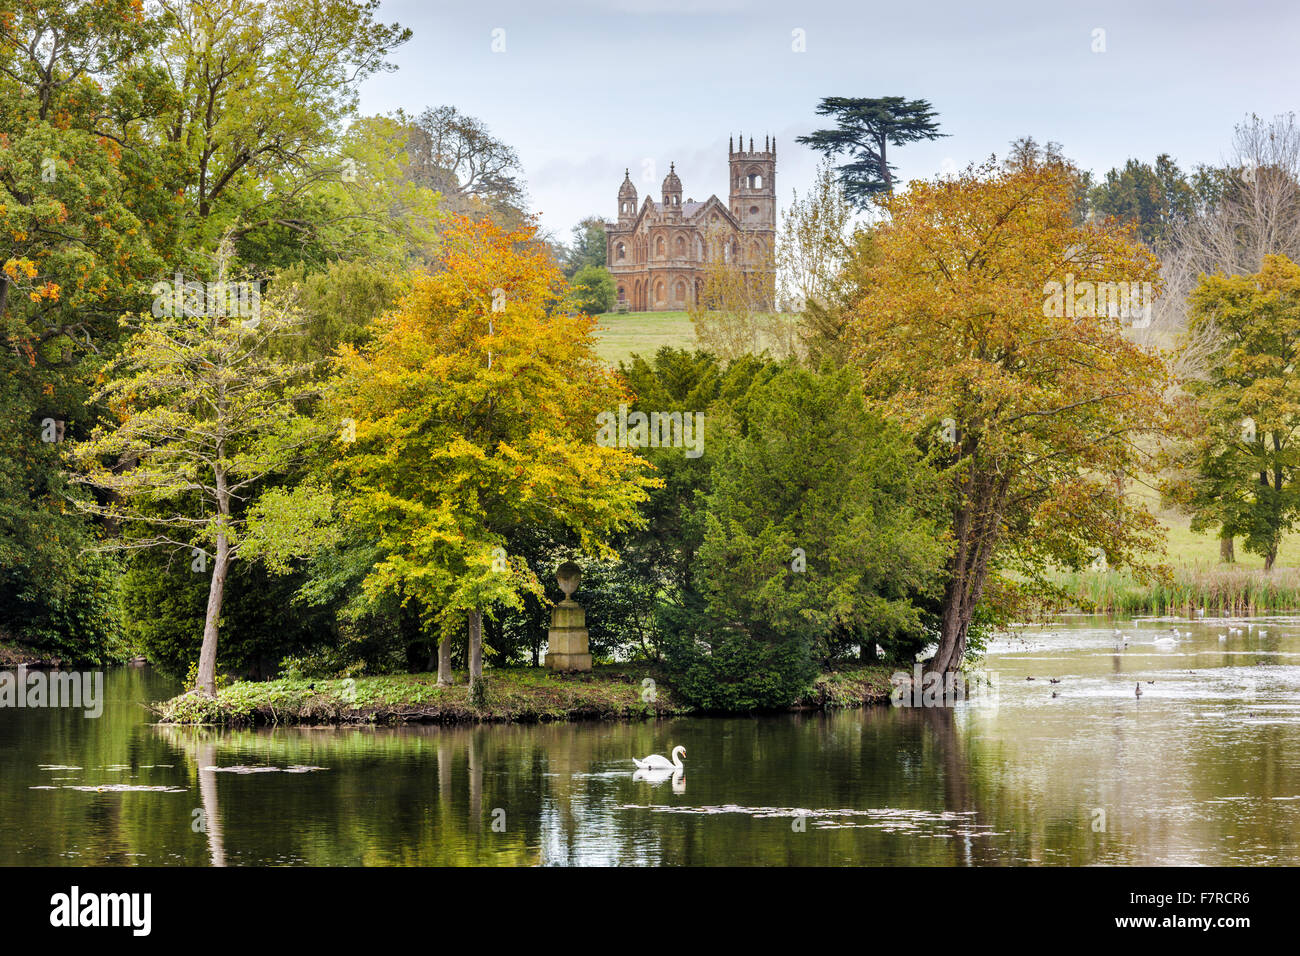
xmin=69 ymin=261 xmax=333 ymax=696
xmin=796 ymin=96 xmax=945 ymax=207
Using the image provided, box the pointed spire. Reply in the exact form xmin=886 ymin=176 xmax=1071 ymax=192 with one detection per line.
xmin=729 ymin=135 xmax=733 ymax=154
xmin=765 ymin=135 xmax=769 ymax=151
xmin=749 ymin=136 xmax=754 ymax=152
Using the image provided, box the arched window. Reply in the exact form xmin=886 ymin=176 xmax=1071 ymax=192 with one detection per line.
xmin=655 ymin=280 xmax=665 ymax=302
xmin=616 ymin=242 xmax=626 ymax=260
xmin=747 ymin=170 xmax=763 ymax=189
xmin=675 ymin=280 xmax=686 ymax=301
xmin=674 ymin=236 xmax=686 ymax=257
xmin=655 ymin=236 xmax=665 ymax=257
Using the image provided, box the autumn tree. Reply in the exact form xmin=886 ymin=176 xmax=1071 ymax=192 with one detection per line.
xmin=69 ymin=262 xmax=333 ymax=696
xmin=332 ymin=216 xmax=656 ymax=696
xmin=0 ymin=0 xmax=169 ymax=650
xmin=689 ymin=223 xmax=786 ymax=360
xmin=848 ymin=159 xmax=1174 ymax=676
xmin=1166 ymin=255 xmax=1300 ymax=569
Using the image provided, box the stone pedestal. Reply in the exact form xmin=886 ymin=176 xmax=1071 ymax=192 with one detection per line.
xmin=545 ymin=599 xmax=591 ymax=672
xmin=544 ymin=561 xmax=591 ymax=672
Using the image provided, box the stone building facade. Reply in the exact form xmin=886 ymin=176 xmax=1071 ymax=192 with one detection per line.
xmin=606 ymin=135 xmax=776 ymax=312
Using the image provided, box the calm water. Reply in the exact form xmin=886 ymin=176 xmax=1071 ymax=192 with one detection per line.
xmin=3 ymin=614 xmax=1299 ymax=866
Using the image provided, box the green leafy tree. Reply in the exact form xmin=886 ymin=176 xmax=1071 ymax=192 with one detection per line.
xmin=1090 ymin=155 xmax=1196 ymax=247
xmin=695 ymin=365 xmax=946 ymax=668
xmin=69 ymin=268 xmax=334 ymax=696
xmin=1168 ymin=255 xmax=1300 ymax=569
xmin=568 ymin=264 xmax=615 ymax=315
xmin=153 ymin=0 xmax=411 ymax=255
xmin=564 ymin=216 xmax=606 ymax=277
xmin=0 ymin=0 xmax=169 ymax=652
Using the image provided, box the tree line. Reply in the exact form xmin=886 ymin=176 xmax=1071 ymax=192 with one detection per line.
xmin=4 ymin=5 xmax=1300 ymax=707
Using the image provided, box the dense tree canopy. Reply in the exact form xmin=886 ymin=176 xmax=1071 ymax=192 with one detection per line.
xmin=848 ymin=159 xmax=1174 ymax=673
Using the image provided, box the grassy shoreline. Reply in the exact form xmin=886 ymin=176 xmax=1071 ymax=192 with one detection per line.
xmin=154 ymin=663 xmax=898 ymax=726
xmin=1051 ymin=566 xmax=1300 ymax=615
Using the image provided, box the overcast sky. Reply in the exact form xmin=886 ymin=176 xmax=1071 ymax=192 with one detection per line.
xmin=359 ymin=0 xmax=1300 ymax=239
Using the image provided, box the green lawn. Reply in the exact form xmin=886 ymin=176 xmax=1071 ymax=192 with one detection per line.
xmin=1131 ymin=483 xmax=1300 ymax=570
xmin=593 ymin=310 xmax=696 ymax=366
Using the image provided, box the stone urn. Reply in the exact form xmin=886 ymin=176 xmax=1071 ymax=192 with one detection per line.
xmin=544 ymin=561 xmax=591 ymax=671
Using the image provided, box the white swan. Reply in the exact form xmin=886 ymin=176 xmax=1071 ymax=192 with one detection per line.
xmin=633 ymin=745 xmax=685 ymax=771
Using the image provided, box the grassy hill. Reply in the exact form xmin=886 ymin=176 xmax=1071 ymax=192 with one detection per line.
xmin=592 ymin=310 xmax=696 ymax=366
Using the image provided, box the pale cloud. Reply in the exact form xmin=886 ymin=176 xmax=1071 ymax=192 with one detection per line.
xmin=365 ymin=0 xmax=1300 ymax=236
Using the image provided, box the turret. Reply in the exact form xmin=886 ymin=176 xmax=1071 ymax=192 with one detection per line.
xmin=661 ymin=162 xmax=682 ymax=213
xmin=617 ymin=168 xmax=637 ymax=221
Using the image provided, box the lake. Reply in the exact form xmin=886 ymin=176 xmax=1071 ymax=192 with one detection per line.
xmin=2 ymin=614 xmax=1299 ymax=866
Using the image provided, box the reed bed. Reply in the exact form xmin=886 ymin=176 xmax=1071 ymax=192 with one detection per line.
xmin=1050 ymin=566 xmax=1300 ymax=615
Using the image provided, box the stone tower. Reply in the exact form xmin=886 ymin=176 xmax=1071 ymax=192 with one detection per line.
xmin=729 ymin=133 xmax=776 ymax=229
xmin=617 ymin=169 xmax=637 ymax=223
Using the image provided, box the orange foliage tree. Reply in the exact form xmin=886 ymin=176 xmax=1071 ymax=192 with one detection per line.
xmin=848 ymin=160 xmax=1176 ymax=675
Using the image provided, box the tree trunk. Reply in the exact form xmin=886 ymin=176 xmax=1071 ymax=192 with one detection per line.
xmin=927 ymin=471 xmax=1010 ymax=678
xmin=468 ymin=608 xmax=483 ymax=687
xmin=196 ymin=528 xmax=229 ymax=697
xmin=929 ymin=578 xmax=972 ymax=676
xmin=1220 ymin=533 xmax=1235 ymax=563
xmin=437 ymin=632 xmax=453 ymax=685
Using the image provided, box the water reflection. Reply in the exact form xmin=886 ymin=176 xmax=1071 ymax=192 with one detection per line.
xmin=1 ymin=614 xmax=1298 ymax=865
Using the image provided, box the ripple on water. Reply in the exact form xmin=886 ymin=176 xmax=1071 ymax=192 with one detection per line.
xmin=30 ymin=784 xmax=188 ymax=793
xmin=615 ymin=803 xmax=1005 ymax=837
xmin=204 ymin=765 xmax=327 ymax=774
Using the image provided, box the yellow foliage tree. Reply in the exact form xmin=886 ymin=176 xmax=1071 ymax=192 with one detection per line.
xmin=332 ymin=216 xmax=656 ymax=692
